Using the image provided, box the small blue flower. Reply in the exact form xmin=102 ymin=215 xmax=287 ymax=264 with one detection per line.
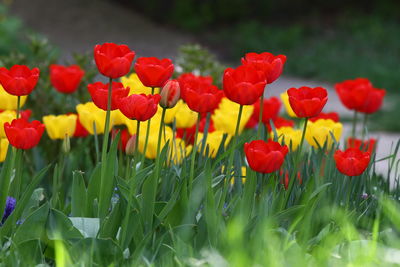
xmin=2 ymin=197 xmax=16 ymax=224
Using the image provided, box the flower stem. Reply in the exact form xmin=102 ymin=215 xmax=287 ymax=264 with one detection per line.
xmin=98 ymin=77 xmax=113 ymax=219
xmin=16 ymin=96 xmax=21 ymax=119
xmin=257 ymin=93 xmax=264 ymax=139
xmin=361 ymin=113 xmax=368 ymax=140
xmin=188 ymin=112 xmax=201 ymax=195
xmin=351 ymin=110 xmax=358 ymax=138
xmin=199 ymin=112 xmax=211 ymax=158
xmin=156 ymin=108 xmax=167 ymax=157
xmin=141 ymin=87 xmax=156 ymax=167
xmin=283 ymin=117 xmax=308 ymax=208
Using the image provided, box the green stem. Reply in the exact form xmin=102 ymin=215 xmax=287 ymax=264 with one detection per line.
xmin=156 ymin=108 xmax=167 ymax=157
xmin=188 ymin=112 xmax=201 ymax=195
xmin=199 ymin=112 xmax=211 ymax=159
xmin=257 ymin=93 xmax=264 ymax=139
xmin=141 ymin=87 xmax=156 ymax=167
xmin=16 ymin=96 xmax=21 ymax=119
xmin=219 ymin=105 xmax=243 ymax=209
xmin=351 ymin=110 xmax=358 ymax=138
xmin=361 ymin=113 xmax=368 ymax=140
xmin=93 ymin=122 xmax=100 ymax=163
xmin=283 ymin=117 xmax=308 ymax=208
xmin=98 ymin=77 xmax=113 ymax=219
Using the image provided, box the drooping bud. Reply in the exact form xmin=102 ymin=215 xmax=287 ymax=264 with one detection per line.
xmin=125 ymin=134 xmax=137 ymax=156
xmin=159 ymin=80 xmax=180 ymax=109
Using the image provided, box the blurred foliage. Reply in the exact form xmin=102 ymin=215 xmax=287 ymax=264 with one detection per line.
xmin=207 ymin=15 xmax=400 ymax=93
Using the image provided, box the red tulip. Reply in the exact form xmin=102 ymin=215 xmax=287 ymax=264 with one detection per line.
xmin=246 ymin=96 xmax=281 ymax=128
xmin=347 ymin=137 xmax=376 ymax=154
xmin=177 ymin=73 xmax=213 ymax=100
xmin=88 ymin=81 xmax=129 ymax=111
xmin=94 ymin=43 xmax=135 ymax=79
xmin=334 ymin=148 xmax=370 ymax=176
xmin=118 ymin=94 xmax=161 ymax=121
xmin=223 ymin=65 xmax=267 ymax=105
xmin=241 ymin=52 xmax=286 ymax=84
xmin=182 ymin=79 xmax=223 ymax=113
xmin=266 ymin=117 xmax=295 ymax=132
xmin=73 ymin=115 xmax=89 ymax=138
xmin=309 ymin=112 xmax=340 ymax=122
xmin=134 ymin=57 xmax=174 ymax=88
xmin=0 ymin=65 xmax=40 ymax=96
xmin=357 ymin=87 xmax=385 ymax=114
xmin=335 ymin=78 xmax=372 ymax=111
xmin=287 ymin=87 xmax=328 ymax=118
xmin=244 ymin=139 xmax=288 ymax=174
xmin=50 ymin=64 xmax=85 ymax=94
xmin=159 ymin=80 xmax=180 ymax=109
xmin=4 ymin=118 xmax=45 ymax=149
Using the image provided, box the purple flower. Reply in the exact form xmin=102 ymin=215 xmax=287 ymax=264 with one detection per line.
xmin=2 ymin=197 xmax=16 ymax=224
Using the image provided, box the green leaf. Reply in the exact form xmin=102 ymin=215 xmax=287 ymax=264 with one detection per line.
xmin=71 ymin=171 xmax=87 ymax=217
xmin=13 ymin=202 xmax=50 ymax=245
xmin=69 ymin=217 xmax=100 ymax=238
xmin=46 ymin=209 xmax=83 ymax=240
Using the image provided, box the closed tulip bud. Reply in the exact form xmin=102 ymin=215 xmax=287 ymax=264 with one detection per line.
xmin=125 ymin=134 xmax=137 ymax=156
xmin=159 ymin=80 xmax=180 ymax=109
xmin=62 ymin=134 xmax=70 ymax=153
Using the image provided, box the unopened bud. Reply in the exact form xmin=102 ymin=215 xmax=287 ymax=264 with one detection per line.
xmin=125 ymin=134 xmax=137 ymax=156
xmin=62 ymin=134 xmax=70 ymax=153
xmin=159 ymin=80 xmax=180 ymax=109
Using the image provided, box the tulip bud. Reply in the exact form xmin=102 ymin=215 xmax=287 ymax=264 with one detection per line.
xmin=125 ymin=134 xmax=137 ymax=156
xmin=159 ymin=80 xmax=180 ymax=109
xmin=62 ymin=134 xmax=71 ymax=153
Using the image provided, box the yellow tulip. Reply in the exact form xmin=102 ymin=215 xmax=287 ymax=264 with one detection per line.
xmin=0 ymin=110 xmax=17 ymax=138
xmin=0 ymin=138 xmax=9 ymax=162
xmin=305 ymin=119 xmax=343 ymax=148
xmin=112 ymin=109 xmax=128 ymax=126
xmin=272 ymin=126 xmax=302 ymax=151
xmin=121 ymin=73 xmax=159 ymax=95
xmin=169 ymin=138 xmax=192 ymax=165
xmin=76 ymin=102 xmax=116 ymax=134
xmin=0 ymin=85 xmax=28 ymax=110
xmin=196 ymin=130 xmax=232 ymax=158
xmin=212 ymin=97 xmax=253 ymax=135
xmin=43 ymin=114 xmax=77 ymax=140
xmin=167 ymin=100 xmax=197 ymax=128
xmin=124 ymin=110 xmax=162 ymax=135
xmin=137 ymin=123 xmax=173 ymax=159
xmin=280 ymin=92 xmax=297 ymax=118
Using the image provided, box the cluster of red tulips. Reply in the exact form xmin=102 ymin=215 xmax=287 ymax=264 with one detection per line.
xmin=0 ymin=42 xmax=386 ymax=182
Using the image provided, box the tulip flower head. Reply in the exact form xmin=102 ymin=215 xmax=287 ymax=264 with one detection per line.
xmin=94 ymin=43 xmax=135 ymax=79
xmin=334 ymin=148 xmax=371 ymax=176
xmin=246 ymin=96 xmax=281 ymax=128
xmin=88 ymin=81 xmax=130 ymax=111
xmin=159 ymin=80 xmax=181 ymax=109
xmin=244 ymin=140 xmax=288 ymax=174
xmin=121 ymin=73 xmax=157 ymax=95
xmin=118 ymin=94 xmax=161 ymax=121
xmin=177 ymin=73 xmax=213 ymax=100
xmin=0 ymin=85 xmax=28 ymax=110
xmin=0 ymin=138 xmax=9 ymax=162
xmin=241 ymin=52 xmax=286 ymax=84
xmin=0 ymin=110 xmax=17 ymax=138
xmin=287 ymin=87 xmax=328 ymax=118
xmin=182 ymin=78 xmax=223 ymax=114
xmin=347 ymin=138 xmax=376 ymax=154
xmin=4 ymin=118 xmax=45 ymax=149
xmin=76 ymin=102 xmax=114 ymax=134
xmin=309 ymin=112 xmax=340 ymax=123
xmin=50 ymin=64 xmax=85 ymax=94
xmin=266 ymin=117 xmax=295 ymax=132
xmin=73 ymin=115 xmax=89 ymax=138
xmin=134 ymin=57 xmax=174 ymax=88
xmin=0 ymin=65 xmax=39 ymax=96
xmin=272 ymin=126 xmax=302 ymax=151
xmin=305 ymin=119 xmax=343 ymax=149
xmin=280 ymin=91 xmax=297 ymax=118
xmin=43 ymin=114 xmax=77 ymax=140
xmin=167 ymin=100 xmax=198 ymax=128
xmin=212 ymin=97 xmax=254 ymax=135
xmin=197 ymin=130 xmax=232 ymax=158
xmin=223 ymin=65 xmax=267 ymax=105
